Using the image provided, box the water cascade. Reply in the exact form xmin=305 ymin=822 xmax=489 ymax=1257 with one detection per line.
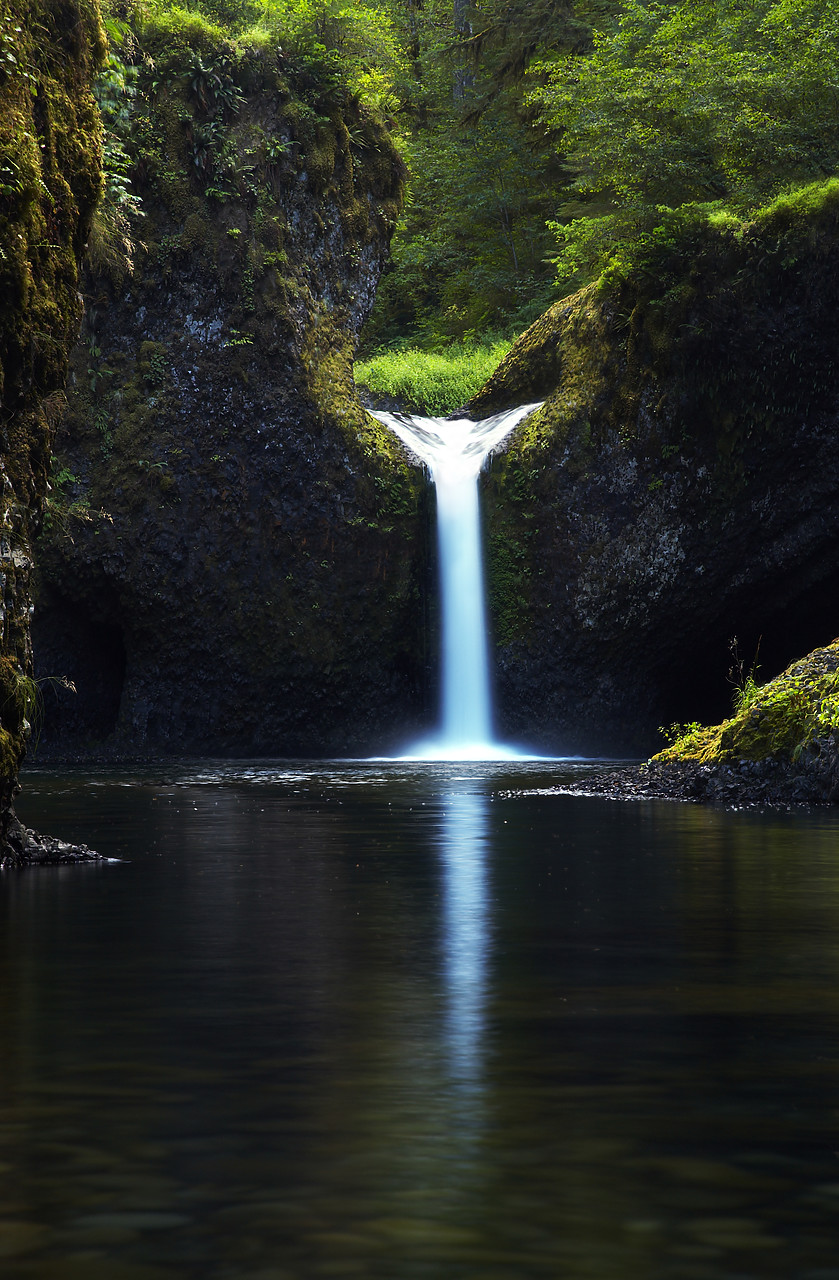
xmin=373 ymin=404 xmax=541 ymax=759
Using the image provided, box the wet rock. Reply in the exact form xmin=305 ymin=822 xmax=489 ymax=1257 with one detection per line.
xmin=1 ymin=818 xmax=102 ymax=869
xmin=564 ymin=742 xmax=839 ymax=809
xmin=33 ymin=35 xmax=431 ymax=761
xmin=478 ymin=190 xmax=839 ymax=756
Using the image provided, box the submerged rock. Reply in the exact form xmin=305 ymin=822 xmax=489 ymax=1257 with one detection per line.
xmin=478 ymin=184 xmax=839 ymax=756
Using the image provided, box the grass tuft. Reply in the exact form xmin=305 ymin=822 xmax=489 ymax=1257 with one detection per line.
xmin=354 ymin=338 xmax=513 ymax=416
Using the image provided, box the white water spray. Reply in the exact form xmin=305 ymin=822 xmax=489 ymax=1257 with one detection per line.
xmin=373 ymin=404 xmax=541 ymax=760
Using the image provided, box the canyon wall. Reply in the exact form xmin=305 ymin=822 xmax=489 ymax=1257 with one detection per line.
xmin=478 ymin=186 xmax=839 ymax=755
xmin=0 ymin=0 xmax=103 ymax=844
xmin=34 ymin=21 xmax=430 ymax=758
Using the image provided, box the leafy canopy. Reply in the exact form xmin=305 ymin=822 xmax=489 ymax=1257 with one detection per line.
xmin=129 ymin=0 xmax=406 ymax=108
xmin=240 ymin=0 xmax=405 ymax=107
xmin=531 ymin=0 xmax=839 ymax=287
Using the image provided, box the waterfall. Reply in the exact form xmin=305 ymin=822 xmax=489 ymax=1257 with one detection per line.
xmin=372 ymin=404 xmax=541 ymax=759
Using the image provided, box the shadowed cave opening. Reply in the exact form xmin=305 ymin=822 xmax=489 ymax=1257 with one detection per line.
xmin=33 ymin=600 xmax=126 ymax=753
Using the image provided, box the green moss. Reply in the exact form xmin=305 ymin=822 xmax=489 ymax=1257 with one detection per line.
xmin=137 ymin=5 xmax=230 ymax=60
xmin=305 ymin=129 xmax=337 ymax=190
xmin=1 ymin=1 xmax=104 ymax=445
xmin=488 ymin=530 xmax=532 ymax=647
xmin=0 ymin=0 xmax=104 ymax=839
xmin=297 ymin=301 xmax=415 ymax=473
xmin=753 ymin=177 xmax=839 ymax=236
xmin=656 ymin=640 xmax=839 ymax=764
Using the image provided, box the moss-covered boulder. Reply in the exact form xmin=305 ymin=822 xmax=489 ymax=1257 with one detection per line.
xmin=561 ymin=641 xmax=839 ymax=807
xmin=656 ymin=640 xmax=839 ymax=768
xmin=33 ymin=15 xmax=429 ymax=757
xmin=478 ymin=183 xmax=839 ymax=755
xmin=0 ymin=0 xmax=104 ymax=846
xmin=644 ymin=638 xmax=839 ymax=805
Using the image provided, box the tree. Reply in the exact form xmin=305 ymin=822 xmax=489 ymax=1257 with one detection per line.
xmin=531 ymin=0 xmax=839 ymax=287
xmin=361 ymin=0 xmax=597 ymax=345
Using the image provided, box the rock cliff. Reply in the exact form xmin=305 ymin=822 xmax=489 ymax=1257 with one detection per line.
xmin=34 ymin=18 xmax=430 ymax=758
xmin=0 ymin=0 xmax=103 ymax=848
xmin=478 ymin=184 xmax=839 ymax=755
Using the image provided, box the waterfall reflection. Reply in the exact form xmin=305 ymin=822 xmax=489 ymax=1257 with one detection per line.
xmin=438 ymin=786 xmax=491 ymax=1090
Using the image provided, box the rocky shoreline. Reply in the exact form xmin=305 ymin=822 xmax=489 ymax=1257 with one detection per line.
xmin=1 ymin=818 xmax=103 ymax=870
xmin=563 ymin=740 xmax=839 ymax=809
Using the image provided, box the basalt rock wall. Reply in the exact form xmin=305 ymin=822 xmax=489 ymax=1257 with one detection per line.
xmin=478 ymin=185 xmax=839 ymax=756
xmin=34 ymin=23 xmax=430 ymax=758
xmin=0 ymin=0 xmax=104 ymax=843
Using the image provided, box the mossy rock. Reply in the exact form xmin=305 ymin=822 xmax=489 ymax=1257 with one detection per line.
xmin=0 ymin=0 xmax=104 ymax=845
xmin=34 ymin=13 xmax=430 ymax=759
xmin=657 ymin=641 xmax=839 ymax=765
xmin=474 ymin=181 xmax=839 ymax=755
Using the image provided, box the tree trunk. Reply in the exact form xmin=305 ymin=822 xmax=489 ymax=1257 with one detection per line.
xmin=453 ymin=0 xmax=473 ymax=101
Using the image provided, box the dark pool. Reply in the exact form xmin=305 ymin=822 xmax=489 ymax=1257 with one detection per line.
xmin=4 ymin=760 xmax=839 ymax=1278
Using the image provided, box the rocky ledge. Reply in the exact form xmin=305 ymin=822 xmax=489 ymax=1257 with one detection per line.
xmin=1 ymin=818 xmax=103 ymax=869
xmin=563 ymin=741 xmax=839 ymax=809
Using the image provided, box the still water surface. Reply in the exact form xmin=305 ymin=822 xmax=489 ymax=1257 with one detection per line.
xmin=5 ymin=760 xmax=839 ymax=1279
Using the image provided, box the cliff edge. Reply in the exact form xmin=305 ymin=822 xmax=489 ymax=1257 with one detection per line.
xmin=0 ymin=0 xmax=104 ymax=853
xmin=477 ymin=184 xmax=839 ymax=757
xmin=34 ymin=13 xmax=430 ymax=758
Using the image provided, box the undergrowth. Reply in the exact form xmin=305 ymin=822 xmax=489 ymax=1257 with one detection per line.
xmin=353 ymin=338 xmax=512 ymax=415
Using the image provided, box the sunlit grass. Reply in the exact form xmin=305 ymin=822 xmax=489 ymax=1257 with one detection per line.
xmin=354 ymin=338 xmax=512 ymax=415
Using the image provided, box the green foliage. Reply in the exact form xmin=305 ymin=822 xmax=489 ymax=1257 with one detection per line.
xmin=138 ymin=0 xmax=407 ymax=108
xmin=804 ymin=683 xmax=839 ymax=745
xmin=0 ymin=660 xmax=77 ymax=754
xmin=532 ymin=0 xmax=839 ymax=289
xmin=99 ymin=0 xmax=409 ymax=212
xmin=92 ymin=0 xmax=598 ymax=346
xmin=358 ymin=0 xmax=588 ymax=347
xmin=89 ymin=25 xmax=145 ymax=283
xmin=183 ymin=47 xmax=244 ymax=114
xmin=365 ymin=92 xmax=561 ymax=345
xmin=0 ymin=660 xmax=40 ymax=741
xmin=732 ymin=674 xmax=762 ymax=716
xmin=40 ymin=457 xmax=109 ymax=538
xmin=354 ymin=336 xmax=512 ymax=413
xmin=242 ymin=0 xmax=405 ymax=108
xmin=658 ymin=720 xmax=704 ymax=748
xmin=460 ymin=0 xmax=611 ymax=97
xmin=728 ymin=636 xmax=762 ymax=715
xmin=87 ymin=0 xmax=839 ymax=357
